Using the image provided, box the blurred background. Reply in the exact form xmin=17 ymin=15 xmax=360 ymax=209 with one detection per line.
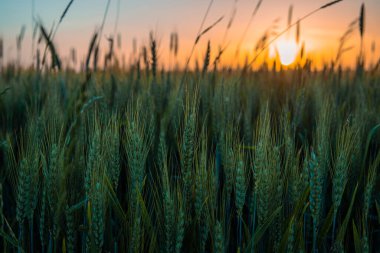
xmin=0 ymin=0 xmax=379 ymax=69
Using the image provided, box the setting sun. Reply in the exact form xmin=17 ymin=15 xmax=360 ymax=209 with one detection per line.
xmin=276 ymin=39 xmax=299 ymax=66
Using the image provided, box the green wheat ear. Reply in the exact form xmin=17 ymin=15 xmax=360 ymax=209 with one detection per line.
xmin=16 ymin=159 xmax=29 ymax=224
xmin=309 ymin=149 xmax=322 ymax=253
xmin=150 ymin=32 xmax=157 ymax=80
xmin=332 ymin=122 xmax=356 ymax=216
xmin=359 ymin=3 xmax=365 ymax=39
xmin=202 ymin=41 xmax=211 ymax=76
xmin=175 ymin=205 xmax=185 ymax=253
xmin=235 ymin=159 xmax=246 ymax=216
xmin=214 ymin=221 xmax=224 ymax=253
xmin=163 ymin=191 xmax=175 ymax=253
xmin=65 ymin=205 xmax=76 ymax=253
xmin=90 ymin=182 xmax=106 ymax=251
xmin=182 ymin=111 xmax=196 ymax=207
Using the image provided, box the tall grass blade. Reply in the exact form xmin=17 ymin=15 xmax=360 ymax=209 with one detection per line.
xmin=39 ymin=23 xmax=61 ymax=70
xmin=59 ymin=0 xmax=75 ymax=24
xmin=336 ymin=184 xmax=358 ymax=244
xmin=320 ymin=0 xmax=343 ymax=9
xmin=352 ymin=221 xmax=362 ymax=253
xmin=195 ymin=16 xmax=224 ymax=44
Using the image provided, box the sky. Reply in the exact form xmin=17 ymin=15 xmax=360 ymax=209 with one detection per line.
xmin=0 ymin=0 xmax=379 ymax=69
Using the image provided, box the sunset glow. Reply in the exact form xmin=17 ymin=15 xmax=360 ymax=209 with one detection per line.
xmin=273 ymin=39 xmax=299 ymax=66
xmin=0 ymin=0 xmax=379 ymax=70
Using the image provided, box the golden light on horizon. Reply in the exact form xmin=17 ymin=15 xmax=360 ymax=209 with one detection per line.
xmin=272 ymin=39 xmax=299 ymax=66
xmin=0 ymin=1 xmax=379 ymax=70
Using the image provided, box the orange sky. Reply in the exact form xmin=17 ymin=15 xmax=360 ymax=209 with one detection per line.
xmin=0 ymin=0 xmax=379 ymax=70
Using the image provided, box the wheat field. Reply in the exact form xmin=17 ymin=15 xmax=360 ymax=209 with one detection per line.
xmin=0 ymin=0 xmax=380 ymax=252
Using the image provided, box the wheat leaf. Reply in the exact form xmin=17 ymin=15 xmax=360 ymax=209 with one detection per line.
xmin=59 ymin=0 xmax=74 ymax=23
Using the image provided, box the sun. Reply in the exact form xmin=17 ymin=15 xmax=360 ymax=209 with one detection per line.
xmin=275 ymin=39 xmax=299 ymax=66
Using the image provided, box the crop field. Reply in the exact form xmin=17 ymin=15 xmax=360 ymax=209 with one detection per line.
xmin=1 ymin=0 xmax=380 ymax=253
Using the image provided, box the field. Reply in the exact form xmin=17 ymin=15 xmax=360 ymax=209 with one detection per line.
xmin=0 ymin=62 xmax=380 ymax=253
xmin=1 ymin=1 xmax=380 ymax=253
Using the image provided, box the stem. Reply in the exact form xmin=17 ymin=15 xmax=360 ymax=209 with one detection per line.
xmin=303 ymin=214 xmax=306 ymax=251
xmin=48 ymin=232 xmax=52 ymax=253
xmin=18 ymin=222 xmax=23 ymax=253
xmin=30 ymin=219 xmax=34 ymax=253
xmin=112 ymin=213 xmax=118 ymax=253
xmin=251 ymin=193 xmax=256 ymax=231
xmin=251 ymin=194 xmax=256 ymax=253
xmin=179 ymin=0 xmax=215 ymax=90
xmin=225 ymin=197 xmax=231 ymax=236
xmin=332 ymin=215 xmax=336 ymax=244
xmin=114 ymin=241 xmax=118 ymax=253
xmin=313 ymin=220 xmax=318 ymax=253
xmin=238 ymin=216 xmax=242 ymax=250
xmin=82 ymin=199 xmax=88 ymax=253
xmin=53 ymin=227 xmax=57 ymax=253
